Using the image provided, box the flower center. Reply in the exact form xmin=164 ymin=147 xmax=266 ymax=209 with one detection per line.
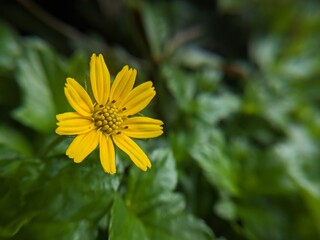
xmin=93 ymin=103 xmax=123 ymax=134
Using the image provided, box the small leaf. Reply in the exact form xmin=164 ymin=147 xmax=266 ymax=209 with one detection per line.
xmin=214 ymin=197 xmax=237 ymax=220
xmin=196 ymin=92 xmax=240 ymax=124
xmin=161 ymin=64 xmax=196 ymax=111
xmin=191 ymin=129 xmax=239 ymax=196
xmin=173 ymin=47 xmax=223 ymax=70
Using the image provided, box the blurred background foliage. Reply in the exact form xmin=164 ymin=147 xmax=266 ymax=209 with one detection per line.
xmin=0 ymin=0 xmax=320 ymax=239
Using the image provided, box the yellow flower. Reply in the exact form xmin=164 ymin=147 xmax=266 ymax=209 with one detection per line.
xmin=56 ymin=53 xmax=163 ymax=174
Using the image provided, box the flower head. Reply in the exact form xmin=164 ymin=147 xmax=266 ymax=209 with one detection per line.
xmin=56 ymin=53 xmax=163 ymax=174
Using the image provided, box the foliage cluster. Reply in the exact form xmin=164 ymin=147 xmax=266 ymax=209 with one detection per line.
xmin=1 ymin=0 xmax=320 ymax=239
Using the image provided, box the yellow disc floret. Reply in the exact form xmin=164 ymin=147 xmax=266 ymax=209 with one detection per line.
xmin=93 ymin=103 xmax=123 ymax=134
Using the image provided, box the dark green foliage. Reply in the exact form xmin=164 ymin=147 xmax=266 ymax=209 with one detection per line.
xmin=1 ymin=0 xmax=320 ymax=239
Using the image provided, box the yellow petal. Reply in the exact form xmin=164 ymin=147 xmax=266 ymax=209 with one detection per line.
xmin=56 ymin=112 xmax=90 ymax=121
xmin=112 ymin=134 xmax=151 ymax=171
xmin=64 ymin=78 xmax=94 ymax=117
xmin=118 ymin=81 xmax=155 ymax=116
xmin=122 ymin=117 xmax=163 ymax=139
xmin=56 ymin=112 xmax=95 ymax=135
xmin=66 ymin=130 xmax=99 ymax=163
xmin=122 ymin=131 xmax=163 ymax=139
xmin=100 ymin=134 xmax=116 ymax=174
xmin=109 ymin=66 xmax=136 ymax=103
xmin=124 ymin=116 xmax=164 ymax=126
xmin=90 ymin=54 xmax=110 ymax=104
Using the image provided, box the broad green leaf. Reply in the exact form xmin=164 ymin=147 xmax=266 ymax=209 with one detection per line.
xmin=124 ymin=149 xmax=182 ymax=216
xmin=13 ymin=220 xmax=97 ymax=240
xmin=12 ymin=39 xmax=69 ymax=133
xmin=110 ymin=148 xmax=214 ymax=240
xmin=145 ymin=212 xmax=213 ymax=240
xmin=1 ymin=151 xmax=120 ymax=239
xmin=26 ymin=156 xmax=119 ymax=222
xmin=125 ymin=148 xmax=178 ymax=202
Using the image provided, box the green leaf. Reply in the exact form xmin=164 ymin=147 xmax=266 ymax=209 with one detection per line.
xmin=0 ymin=21 xmax=21 ymax=73
xmin=4 ymin=153 xmax=120 ymax=239
xmin=250 ymin=36 xmax=281 ymax=73
xmin=173 ymin=47 xmax=223 ymax=70
xmin=141 ymin=2 xmax=169 ymax=60
xmin=125 ymin=149 xmax=178 ymax=201
xmin=275 ymin=126 xmax=320 ymax=236
xmin=276 ymin=126 xmax=320 ymax=197
xmin=0 ymin=147 xmax=41 ymax=238
xmin=0 ymin=22 xmax=21 ymax=107
xmin=66 ymin=51 xmax=88 ymax=86
xmin=27 ymin=156 xmax=119 ymax=222
xmin=109 ymin=195 xmax=148 ymax=240
xmin=0 ymin=186 xmax=36 ymax=238
xmin=196 ymin=92 xmax=240 ymax=124
xmin=12 ymin=39 xmax=69 ymax=133
xmin=214 ymin=197 xmax=237 ymax=221
xmin=144 ymin=208 xmax=213 ymax=240
xmin=110 ymin=148 xmax=214 ymax=240
xmin=14 ymin=220 xmax=97 ymax=240
xmin=161 ymin=64 xmax=196 ymax=111
xmin=191 ymin=129 xmax=239 ymax=196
